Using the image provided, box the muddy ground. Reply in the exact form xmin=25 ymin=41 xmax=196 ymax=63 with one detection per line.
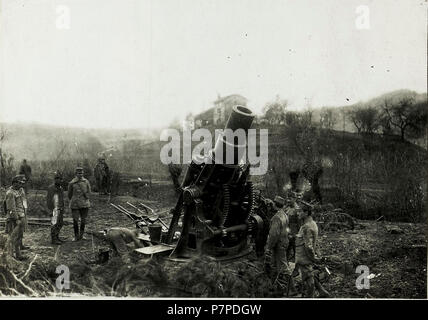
xmin=0 ymin=184 xmax=426 ymax=299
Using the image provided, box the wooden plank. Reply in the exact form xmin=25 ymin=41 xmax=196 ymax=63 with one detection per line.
xmin=137 ymin=234 xmax=151 ymax=242
xmin=134 ymin=244 xmax=174 ymax=255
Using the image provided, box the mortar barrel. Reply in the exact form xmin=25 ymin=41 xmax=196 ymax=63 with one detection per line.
xmin=224 ymin=105 xmax=255 ymax=132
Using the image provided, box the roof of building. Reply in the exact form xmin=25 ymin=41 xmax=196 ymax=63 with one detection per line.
xmin=213 ymin=94 xmax=248 ymax=104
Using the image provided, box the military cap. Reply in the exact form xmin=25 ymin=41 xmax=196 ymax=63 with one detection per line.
xmin=274 ymin=195 xmax=285 ymax=207
xmin=12 ymin=174 xmax=26 ymax=184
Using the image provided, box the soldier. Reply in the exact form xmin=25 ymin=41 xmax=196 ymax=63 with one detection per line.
xmin=19 ymin=159 xmax=32 ymax=193
xmin=255 ymin=194 xmax=277 ymax=257
xmin=294 ymin=201 xmax=330 ymax=298
xmin=94 ymin=157 xmax=110 ymax=195
xmin=68 ymin=167 xmax=91 ymax=241
xmin=47 ymin=171 xmax=65 ymax=245
xmin=264 ymin=195 xmax=296 ymax=295
xmin=4 ymin=175 xmax=27 ymax=260
xmin=101 ymin=227 xmax=143 ymax=263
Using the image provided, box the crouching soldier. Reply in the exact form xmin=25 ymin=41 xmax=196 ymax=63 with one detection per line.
xmin=5 ymin=175 xmax=28 ymax=260
xmin=47 ymin=171 xmax=65 ymax=245
xmin=264 ymin=196 xmax=296 ymax=295
xmin=295 ymin=201 xmax=330 ymax=298
xmin=68 ymin=167 xmax=91 ymax=241
xmin=101 ymin=227 xmax=143 ymax=263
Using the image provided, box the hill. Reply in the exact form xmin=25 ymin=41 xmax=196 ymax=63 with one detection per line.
xmin=0 ymin=122 xmax=155 ymax=162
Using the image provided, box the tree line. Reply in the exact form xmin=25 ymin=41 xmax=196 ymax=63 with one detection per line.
xmin=260 ymin=89 xmax=427 ymax=143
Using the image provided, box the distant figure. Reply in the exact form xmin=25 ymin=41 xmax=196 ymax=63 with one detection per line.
xmin=168 ymin=163 xmax=182 ymax=193
xmin=94 ymin=157 xmax=110 ymax=195
xmin=47 ymin=171 xmax=65 ymax=245
xmin=68 ymin=167 xmax=91 ymax=241
xmin=19 ymin=159 xmax=32 ymax=193
xmin=4 ymin=175 xmax=28 ymax=260
xmin=101 ymin=227 xmax=143 ymax=263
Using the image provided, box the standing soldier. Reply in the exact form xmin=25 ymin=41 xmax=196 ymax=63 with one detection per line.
xmin=4 ymin=175 xmax=27 ymax=260
xmin=19 ymin=159 xmax=32 ymax=193
xmin=294 ymin=201 xmax=330 ymax=298
xmin=47 ymin=171 xmax=65 ymax=245
xmin=68 ymin=167 xmax=91 ymax=241
xmin=94 ymin=157 xmax=110 ymax=195
xmin=264 ymin=195 xmax=296 ymax=295
xmin=254 ymin=194 xmax=277 ymax=257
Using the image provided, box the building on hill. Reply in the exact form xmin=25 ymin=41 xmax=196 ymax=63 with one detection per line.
xmin=195 ymin=94 xmax=248 ymax=128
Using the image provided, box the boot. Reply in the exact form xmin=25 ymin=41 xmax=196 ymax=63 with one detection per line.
xmin=286 ymin=275 xmax=298 ymax=297
xmin=19 ymin=239 xmax=30 ymax=250
xmin=304 ymin=281 xmax=315 ymax=298
xmin=315 ymin=278 xmax=330 ymax=298
xmin=51 ymin=228 xmax=58 ymax=244
xmin=14 ymin=245 xmax=27 ymax=261
xmin=73 ymin=220 xmax=79 ymax=241
xmin=79 ymin=222 xmax=87 ymax=240
xmin=51 ymin=238 xmax=62 ymax=245
xmin=57 ymin=236 xmax=67 ymax=242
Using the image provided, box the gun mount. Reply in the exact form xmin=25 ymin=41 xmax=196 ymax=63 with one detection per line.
xmin=166 ymin=105 xmax=264 ymax=261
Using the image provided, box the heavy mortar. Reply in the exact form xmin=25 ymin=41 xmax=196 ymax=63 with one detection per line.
xmin=166 ymin=105 xmax=264 ymax=261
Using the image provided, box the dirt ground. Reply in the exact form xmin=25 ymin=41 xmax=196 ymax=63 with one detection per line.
xmin=0 ymin=185 xmax=426 ymax=299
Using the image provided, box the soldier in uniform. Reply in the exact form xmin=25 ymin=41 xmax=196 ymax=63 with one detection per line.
xmin=47 ymin=171 xmax=65 ymax=245
xmin=294 ymin=201 xmax=330 ymax=297
xmin=68 ymin=167 xmax=91 ymax=241
xmin=94 ymin=157 xmax=110 ymax=195
xmin=19 ymin=159 xmax=32 ymax=193
xmin=101 ymin=227 xmax=143 ymax=263
xmin=4 ymin=175 xmax=27 ymax=260
xmin=254 ymin=192 xmax=277 ymax=257
xmin=264 ymin=195 xmax=296 ymax=295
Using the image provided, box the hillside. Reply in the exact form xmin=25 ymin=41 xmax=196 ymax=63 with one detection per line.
xmin=0 ymin=122 xmax=155 ymax=162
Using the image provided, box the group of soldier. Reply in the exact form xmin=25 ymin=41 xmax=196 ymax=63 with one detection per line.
xmin=262 ymin=193 xmax=330 ymax=298
xmin=4 ymin=158 xmax=329 ymax=298
xmin=3 ymin=157 xmax=113 ymax=258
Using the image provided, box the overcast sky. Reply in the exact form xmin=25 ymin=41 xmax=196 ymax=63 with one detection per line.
xmin=0 ymin=0 xmax=426 ymax=129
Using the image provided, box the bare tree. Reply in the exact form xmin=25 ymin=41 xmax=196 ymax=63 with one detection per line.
xmin=382 ymin=93 xmax=424 ymax=141
xmin=262 ymin=96 xmax=287 ymax=125
xmin=284 ymin=112 xmax=325 ymax=202
xmin=347 ymin=106 xmax=380 ymax=135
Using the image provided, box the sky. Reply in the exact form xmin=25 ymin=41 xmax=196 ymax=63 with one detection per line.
xmin=0 ymin=0 xmax=426 ymax=129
